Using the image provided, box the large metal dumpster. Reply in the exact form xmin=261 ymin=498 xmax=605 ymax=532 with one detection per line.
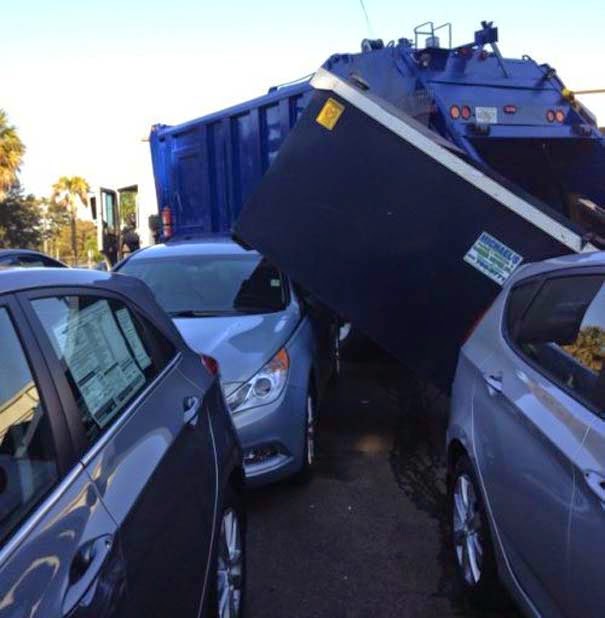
xmin=234 ymin=66 xmax=600 ymax=387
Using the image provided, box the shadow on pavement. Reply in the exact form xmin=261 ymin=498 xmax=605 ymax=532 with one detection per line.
xmin=245 ymin=346 xmax=520 ymax=617
xmin=386 ymin=369 xmax=519 ymax=617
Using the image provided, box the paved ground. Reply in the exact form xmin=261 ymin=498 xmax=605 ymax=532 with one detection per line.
xmin=246 ymin=353 xmax=522 ymax=617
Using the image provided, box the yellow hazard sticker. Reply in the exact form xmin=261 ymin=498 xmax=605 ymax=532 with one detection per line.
xmin=316 ymin=98 xmax=345 ymax=130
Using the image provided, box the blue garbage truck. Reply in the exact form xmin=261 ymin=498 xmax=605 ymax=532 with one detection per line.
xmin=150 ymin=21 xmax=605 ymax=385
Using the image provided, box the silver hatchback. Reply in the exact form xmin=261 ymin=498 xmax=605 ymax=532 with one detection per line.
xmin=448 ymin=251 xmax=605 ymax=618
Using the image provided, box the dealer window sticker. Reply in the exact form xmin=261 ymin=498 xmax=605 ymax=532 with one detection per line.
xmin=52 ymin=300 xmax=146 ymax=428
xmin=116 ymin=307 xmax=152 ymax=370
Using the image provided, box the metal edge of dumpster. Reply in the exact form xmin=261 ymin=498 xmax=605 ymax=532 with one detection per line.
xmin=234 ymin=67 xmax=590 ymax=389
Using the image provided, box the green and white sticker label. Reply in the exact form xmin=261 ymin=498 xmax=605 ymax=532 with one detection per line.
xmin=464 ymin=232 xmax=523 ymax=286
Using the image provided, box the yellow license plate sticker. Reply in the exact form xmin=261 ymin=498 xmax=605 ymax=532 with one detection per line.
xmin=316 ymin=98 xmax=345 ymax=130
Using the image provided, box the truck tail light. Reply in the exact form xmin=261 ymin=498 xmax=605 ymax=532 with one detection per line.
xmin=161 ymin=206 xmax=173 ymax=239
xmin=450 ymin=105 xmax=461 ymax=120
xmin=461 ymin=105 xmax=472 ymax=120
xmin=555 ymin=110 xmax=565 ymax=123
xmin=546 ymin=110 xmax=555 ymax=123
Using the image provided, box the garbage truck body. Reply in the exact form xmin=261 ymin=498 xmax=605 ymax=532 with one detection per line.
xmin=151 ymin=22 xmax=605 ymax=385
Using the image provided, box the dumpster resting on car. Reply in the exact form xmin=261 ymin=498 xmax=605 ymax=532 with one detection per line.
xmin=234 ymin=68 xmax=597 ymax=388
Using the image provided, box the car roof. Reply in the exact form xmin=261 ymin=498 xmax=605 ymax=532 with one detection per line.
xmin=0 ymin=248 xmax=53 ymax=258
xmin=0 ymin=267 xmax=187 ymax=349
xmin=123 ymin=235 xmax=258 ymax=261
xmin=511 ymin=249 xmax=605 ymax=284
xmin=0 ymin=267 xmax=127 ymax=296
xmin=0 ymin=248 xmax=67 ymax=266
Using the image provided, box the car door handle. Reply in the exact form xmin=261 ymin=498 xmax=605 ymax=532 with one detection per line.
xmin=183 ymin=396 xmax=202 ymax=427
xmin=584 ymin=470 xmax=605 ymax=504
xmin=483 ymin=372 xmax=503 ymax=394
xmin=63 ymin=534 xmax=113 ymax=616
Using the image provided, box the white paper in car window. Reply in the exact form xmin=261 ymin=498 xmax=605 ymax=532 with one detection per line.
xmin=115 ymin=308 xmax=152 ymax=369
xmin=53 ymin=300 xmax=145 ymax=428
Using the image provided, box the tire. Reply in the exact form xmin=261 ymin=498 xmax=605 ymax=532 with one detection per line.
xmin=207 ymin=484 xmax=246 ymax=618
xmin=450 ymin=455 xmax=500 ymax=607
xmin=333 ymin=324 xmax=344 ymax=379
xmin=291 ymin=387 xmax=317 ymax=485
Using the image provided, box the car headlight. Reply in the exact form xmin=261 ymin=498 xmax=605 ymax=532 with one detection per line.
xmin=224 ymin=348 xmax=289 ymax=413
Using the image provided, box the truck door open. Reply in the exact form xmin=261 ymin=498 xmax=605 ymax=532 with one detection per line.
xmin=95 ymin=187 xmax=120 ymax=266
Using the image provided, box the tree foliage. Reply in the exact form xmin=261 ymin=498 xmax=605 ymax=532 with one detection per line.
xmin=41 ymin=197 xmax=71 ymax=242
xmin=0 ymin=110 xmax=25 ymax=200
xmin=51 ymin=176 xmax=90 ymax=263
xmin=0 ymin=183 xmax=42 ymax=249
xmin=47 ymin=219 xmax=99 ymax=266
xmin=119 ymin=190 xmax=137 ymax=228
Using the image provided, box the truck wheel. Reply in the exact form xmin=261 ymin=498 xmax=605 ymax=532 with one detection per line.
xmin=450 ymin=455 xmax=500 ymax=606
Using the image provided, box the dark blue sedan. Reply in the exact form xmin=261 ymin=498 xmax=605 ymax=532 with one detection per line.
xmin=0 ymin=267 xmax=245 ymax=617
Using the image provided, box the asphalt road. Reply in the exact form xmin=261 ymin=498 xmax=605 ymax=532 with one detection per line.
xmin=246 ymin=354 xmax=522 ymax=618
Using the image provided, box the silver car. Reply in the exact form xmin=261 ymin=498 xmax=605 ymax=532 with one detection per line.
xmin=116 ymin=236 xmax=338 ymax=487
xmin=447 ymin=250 xmax=605 ymax=617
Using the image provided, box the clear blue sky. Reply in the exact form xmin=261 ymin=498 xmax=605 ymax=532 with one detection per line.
xmin=2 ymin=0 xmax=604 ymax=197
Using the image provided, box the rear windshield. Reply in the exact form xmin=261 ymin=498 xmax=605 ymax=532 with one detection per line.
xmin=119 ymin=254 xmax=288 ymax=317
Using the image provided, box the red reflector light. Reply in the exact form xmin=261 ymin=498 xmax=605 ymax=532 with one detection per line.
xmin=450 ymin=105 xmax=461 ymax=120
xmin=201 ymin=354 xmax=220 ymax=376
xmin=503 ymin=105 xmax=517 ymax=114
xmin=555 ymin=109 xmax=565 ymax=123
xmin=546 ymin=110 xmax=555 ymax=123
xmin=161 ymin=206 xmax=173 ymax=239
xmin=461 ymin=105 xmax=472 ymax=120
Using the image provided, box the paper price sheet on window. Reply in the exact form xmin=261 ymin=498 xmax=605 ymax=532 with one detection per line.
xmin=115 ymin=308 xmax=152 ymax=370
xmin=53 ymin=301 xmax=148 ymax=428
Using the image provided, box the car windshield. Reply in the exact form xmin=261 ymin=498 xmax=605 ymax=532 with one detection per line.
xmin=119 ymin=254 xmax=288 ymax=317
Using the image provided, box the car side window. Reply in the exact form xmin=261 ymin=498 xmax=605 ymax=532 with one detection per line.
xmin=32 ymin=295 xmax=176 ymax=447
xmin=0 ymin=257 xmax=16 ymax=269
xmin=0 ymin=308 xmax=58 ymax=543
xmin=15 ymin=256 xmax=46 ymax=268
xmin=509 ymin=274 xmax=605 ymax=409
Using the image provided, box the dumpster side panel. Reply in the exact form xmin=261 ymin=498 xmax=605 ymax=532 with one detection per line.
xmin=235 ymin=89 xmax=577 ymax=388
xmin=150 ymin=83 xmax=312 ymax=237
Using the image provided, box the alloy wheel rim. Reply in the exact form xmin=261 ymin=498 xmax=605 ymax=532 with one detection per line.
xmin=306 ymin=395 xmax=315 ymax=466
xmin=452 ymin=474 xmax=483 ymax=586
xmin=217 ymin=508 xmax=243 ymax=618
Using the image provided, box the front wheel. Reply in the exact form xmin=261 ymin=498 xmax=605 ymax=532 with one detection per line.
xmin=450 ymin=455 xmax=500 ymax=607
xmin=291 ymin=389 xmax=316 ymax=484
xmin=208 ymin=487 xmax=246 ymax=618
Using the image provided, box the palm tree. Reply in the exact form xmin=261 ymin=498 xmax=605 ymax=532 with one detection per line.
xmin=0 ymin=109 xmax=25 ymax=200
xmin=51 ymin=176 xmax=90 ymax=264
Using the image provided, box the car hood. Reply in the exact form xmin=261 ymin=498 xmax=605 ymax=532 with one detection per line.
xmin=174 ymin=309 xmax=300 ymax=385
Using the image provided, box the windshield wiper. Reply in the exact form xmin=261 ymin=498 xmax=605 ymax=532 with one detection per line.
xmin=168 ymin=310 xmax=232 ymax=318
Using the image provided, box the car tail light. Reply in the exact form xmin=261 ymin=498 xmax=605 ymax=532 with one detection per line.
xmin=555 ymin=109 xmax=565 ymax=123
xmin=461 ymin=105 xmax=472 ymax=120
xmin=546 ymin=110 xmax=556 ymax=123
xmin=201 ymin=354 xmax=220 ymax=376
xmin=161 ymin=207 xmax=173 ymax=239
xmin=450 ymin=105 xmax=461 ymax=120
